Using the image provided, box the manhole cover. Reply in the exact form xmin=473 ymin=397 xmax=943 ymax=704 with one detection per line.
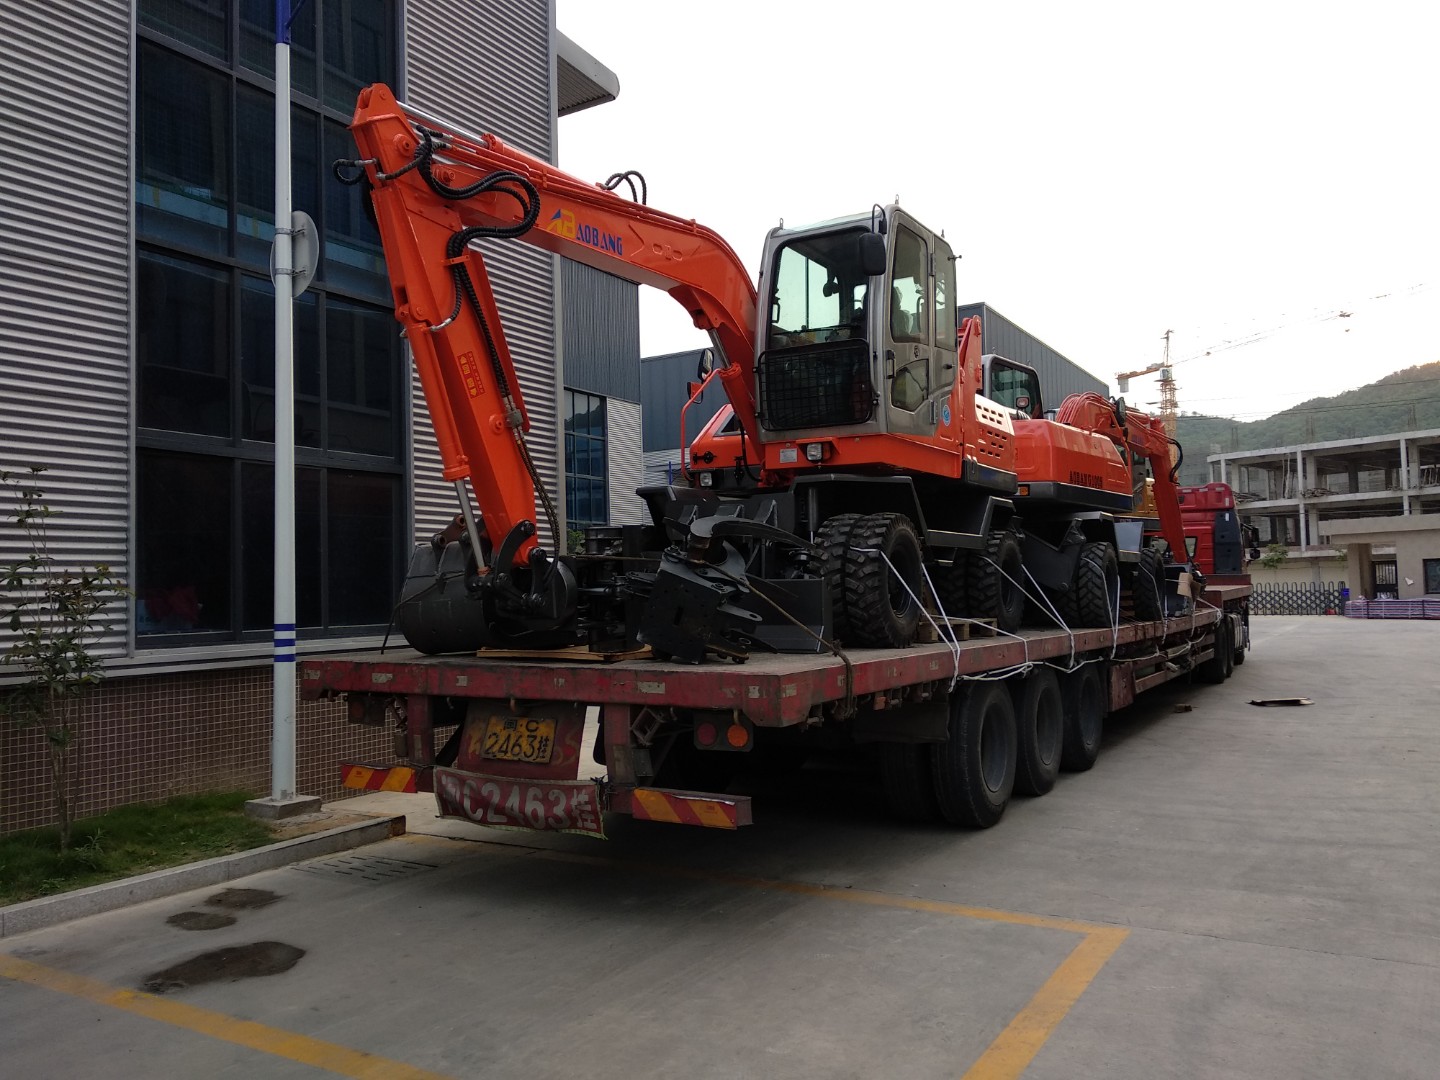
xmin=293 ymin=853 xmax=437 ymax=884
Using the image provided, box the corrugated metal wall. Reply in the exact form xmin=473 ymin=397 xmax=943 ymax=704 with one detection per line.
xmin=640 ymin=349 xmax=727 ymax=453
xmin=403 ymin=0 xmax=560 ymax=543
xmin=561 ymin=262 xmax=639 ymax=401
xmin=958 ymin=303 xmax=1109 ymax=408
xmin=605 ymin=399 xmax=645 ymax=524
xmin=0 ymin=1 xmax=132 ymax=659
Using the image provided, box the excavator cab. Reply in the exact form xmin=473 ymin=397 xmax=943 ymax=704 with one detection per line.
xmin=754 ymin=206 xmax=959 ymax=445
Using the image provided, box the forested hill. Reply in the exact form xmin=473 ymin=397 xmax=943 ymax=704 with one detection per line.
xmin=1172 ymin=361 xmax=1440 ymax=485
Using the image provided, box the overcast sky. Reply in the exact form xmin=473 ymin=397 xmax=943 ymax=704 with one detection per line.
xmin=553 ymin=1 xmax=1438 ymax=422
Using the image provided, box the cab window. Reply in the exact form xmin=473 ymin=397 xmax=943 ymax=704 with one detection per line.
xmin=889 ymin=227 xmax=927 ymax=344
xmin=768 ymin=231 xmax=869 ymax=349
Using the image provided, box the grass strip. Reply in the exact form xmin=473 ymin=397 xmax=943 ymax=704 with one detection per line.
xmin=0 ymin=792 xmax=275 ymax=906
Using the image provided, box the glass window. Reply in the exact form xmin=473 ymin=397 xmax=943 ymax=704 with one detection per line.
xmin=140 ymin=0 xmax=228 ymax=61
xmin=322 ymin=0 xmax=396 ymax=112
xmin=890 ymin=227 xmax=928 ymax=344
xmin=987 ymin=360 xmax=1043 ymax=418
xmin=564 ymin=391 xmax=608 ymax=528
xmin=768 ymin=230 xmax=870 ymax=349
xmin=933 ymin=235 xmax=956 ymax=351
xmin=136 ymin=42 xmax=230 ymax=252
xmin=327 ymin=298 xmax=398 ymax=456
xmin=327 ymin=470 xmax=398 ymax=625
xmin=135 ymin=2 xmax=401 ymax=645
xmin=1424 ymin=558 xmax=1440 ymax=595
xmin=138 ymin=251 xmax=232 ymax=437
xmin=136 ymin=451 xmax=233 ymax=636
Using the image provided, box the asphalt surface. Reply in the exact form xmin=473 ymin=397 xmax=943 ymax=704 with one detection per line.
xmin=2 ymin=616 xmax=1436 ymax=1079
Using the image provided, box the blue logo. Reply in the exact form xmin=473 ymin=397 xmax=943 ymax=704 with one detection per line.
xmin=941 ymin=403 xmax=952 ymax=426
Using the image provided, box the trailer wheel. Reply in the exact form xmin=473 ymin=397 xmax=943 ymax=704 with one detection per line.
xmin=878 ymin=742 xmax=940 ymax=822
xmin=816 ymin=513 xmax=861 ymax=645
xmin=1072 ymin=542 xmax=1120 ymax=628
xmin=931 ymin=681 xmax=1016 ymax=828
xmin=1059 ymin=663 xmax=1106 ymax=772
xmin=1196 ymin=619 xmax=1231 ymax=684
xmin=1130 ymin=548 xmax=1166 ymax=623
xmin=1011 ymin=669 xmax=1063 ymax=796
xmin=1233 ymin=611 xmax=1248 ymax=666
xmin=967 ymin=529 xmax=1025 ymax=633
xmin=844 ymin=513 xmax=924 ymax=648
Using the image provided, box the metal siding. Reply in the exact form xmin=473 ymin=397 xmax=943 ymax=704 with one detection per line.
xmin=639 ymin=349 xmax=727 ymax=453
xmin=561 ymin=262 xmax=640 ymax=400
xmin=605 ymin=398 xmax=645 ymax=524
xmin=958 ymin=302 xmax=1109 ymax=408
xmin=0 ymin=0 xmax=132 ymax=659
xmin=403 ymin=0 xmax=559 ymax=547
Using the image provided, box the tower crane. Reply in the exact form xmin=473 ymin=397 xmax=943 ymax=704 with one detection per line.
xmin=1116 ymin=330 xmax=1178 ymax=438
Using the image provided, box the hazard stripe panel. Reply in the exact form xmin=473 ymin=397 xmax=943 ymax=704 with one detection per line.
xmin=341 ymin=764 xmax=417 ymax=793
xmin=631 ymin=788 xmax=749 ymax=829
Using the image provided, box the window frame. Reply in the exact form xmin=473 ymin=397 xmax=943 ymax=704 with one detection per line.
xmin=134 ymin=0 xmax=404 ymax=646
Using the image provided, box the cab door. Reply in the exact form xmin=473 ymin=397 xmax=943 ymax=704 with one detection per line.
xmin=884 ymin=216 xmax=934 ymax=438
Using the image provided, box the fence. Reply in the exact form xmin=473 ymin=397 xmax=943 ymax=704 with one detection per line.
xmin=1344 ymin=598 xmax=1440 ymax=620
xmin=1250 ymin=581 xmax=1348 ymax=616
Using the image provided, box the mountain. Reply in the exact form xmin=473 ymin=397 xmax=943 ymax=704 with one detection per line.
xmin=1171 ymin=361 xmax=1440 ymax=485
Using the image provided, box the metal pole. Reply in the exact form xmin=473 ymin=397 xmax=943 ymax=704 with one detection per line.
xmin=271 ymin=0 xmax=297 ymax=801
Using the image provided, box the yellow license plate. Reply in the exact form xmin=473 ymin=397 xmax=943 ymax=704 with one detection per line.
xmin=480 ymin=715 xmax=557 ymax=764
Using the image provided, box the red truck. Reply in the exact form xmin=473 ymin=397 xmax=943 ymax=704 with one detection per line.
xmin=304 ymin=87 xmax=1253 ymax=837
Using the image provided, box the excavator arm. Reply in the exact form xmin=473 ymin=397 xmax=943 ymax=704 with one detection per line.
xmin=1053 ymin=392 xmax=1190 ymax=561
xmin=345 ymin=83 xmax=760 ymax=567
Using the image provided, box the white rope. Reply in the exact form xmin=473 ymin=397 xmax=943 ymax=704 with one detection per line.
xmin=855 ymin=545 xmax=962 ymax=690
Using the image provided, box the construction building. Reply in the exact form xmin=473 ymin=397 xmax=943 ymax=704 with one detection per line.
xmin=0 ymin=0 xmax=633 ymax=832
xmin=1208 ymin=428 xmax=1440 ymax=599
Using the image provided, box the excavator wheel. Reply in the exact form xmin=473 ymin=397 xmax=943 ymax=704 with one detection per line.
xmin=1072 ymin=541 xmax=1120 ymax=628
xmin=843 ymin=513 xmax=924 ymax=648
xmin=1129 ymin=547 xmax=1166 ymax=623
xmin=966 ymin=529 xmax=1025 ymax=634
xmin=816 ymin=513 xmax=861 ymax=645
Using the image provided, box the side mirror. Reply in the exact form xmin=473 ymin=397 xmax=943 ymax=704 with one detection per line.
xmin=696 ymin=348 xmax=715 ymax=380
xmin=1113 ymin=396 xmax=1128 ymax=425
xmin=858 ymin=233 xmax=887 ymax=277
xmin=1014 ymin=394 xmax=1031 ymax=414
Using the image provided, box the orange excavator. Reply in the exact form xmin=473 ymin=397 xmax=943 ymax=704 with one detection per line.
xmin=342 ymin=84 xmax=1196 ymax=661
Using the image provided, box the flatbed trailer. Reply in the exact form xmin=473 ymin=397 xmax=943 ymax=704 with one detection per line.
xmin=302 ymin=583 xmax=1251 ymax=836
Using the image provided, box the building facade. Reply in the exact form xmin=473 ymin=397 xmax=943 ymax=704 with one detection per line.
xmin=0 ymin=0 xmax=631 ymax=832
xmin=1208 ymin=428 xmax=1440 ymax=599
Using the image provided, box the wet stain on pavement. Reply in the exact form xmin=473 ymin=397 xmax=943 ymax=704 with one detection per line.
xmin=142 ymin=942 xmax=305 ymax=993
xmin=166 ymin=911 xmax=237 ymax=931
xmin=204 ymin=887 xmax=281 ymax=910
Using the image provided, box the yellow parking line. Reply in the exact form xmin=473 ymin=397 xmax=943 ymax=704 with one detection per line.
xmin=404 ymin=833 xmax=1132 ymax=1079
xmin=0 ymin=953 xmax=454 ymax=1080
xmin=961 ymin=927 xmax=1130 ymax=1080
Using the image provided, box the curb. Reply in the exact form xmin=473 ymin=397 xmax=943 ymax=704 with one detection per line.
xmin=0 ymin=813 xmax=406 ymax=939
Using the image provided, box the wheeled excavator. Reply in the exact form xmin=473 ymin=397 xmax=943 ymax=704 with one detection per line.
xmin=341 ymin=84 xmax=1197 ymax=662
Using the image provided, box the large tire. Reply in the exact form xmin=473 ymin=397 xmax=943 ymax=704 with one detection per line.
xmin=1196 ymin=618 xmax=1230 ymax=684
xmin=931 ymin=681 xmax=1017 ymax=828
xmin=877 ymin=742 xmax=940 ymax=822
xmin=1010 ymin=669 xmax=1063 ymax=796
xmin=843 ymin=513 xmax=924 ymax=648
xmin=817 ymin=513 xmax=861 ymax=645
xmin=1073 ymin=541 xmax=1120 ymax=628
xmin=1130 ymin=548 xmax=1165 ymax=623
xmin=1233 ymin=611 xmax=1248 ymax=666
xmin=1059 ymin=663 xmax=1106 ymax=772
xmin=967 ymin=529 xmax=1025 ymax=633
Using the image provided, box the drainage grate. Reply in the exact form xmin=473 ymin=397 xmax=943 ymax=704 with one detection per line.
xmin=293 ymin=853 xmax=438 ymax=885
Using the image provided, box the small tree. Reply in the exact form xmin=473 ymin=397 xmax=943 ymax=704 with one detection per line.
xmin=1 ymin=467 xmax=127 ymax=851
xmin=1258 ymin=543 xmax=1291 ymax=571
